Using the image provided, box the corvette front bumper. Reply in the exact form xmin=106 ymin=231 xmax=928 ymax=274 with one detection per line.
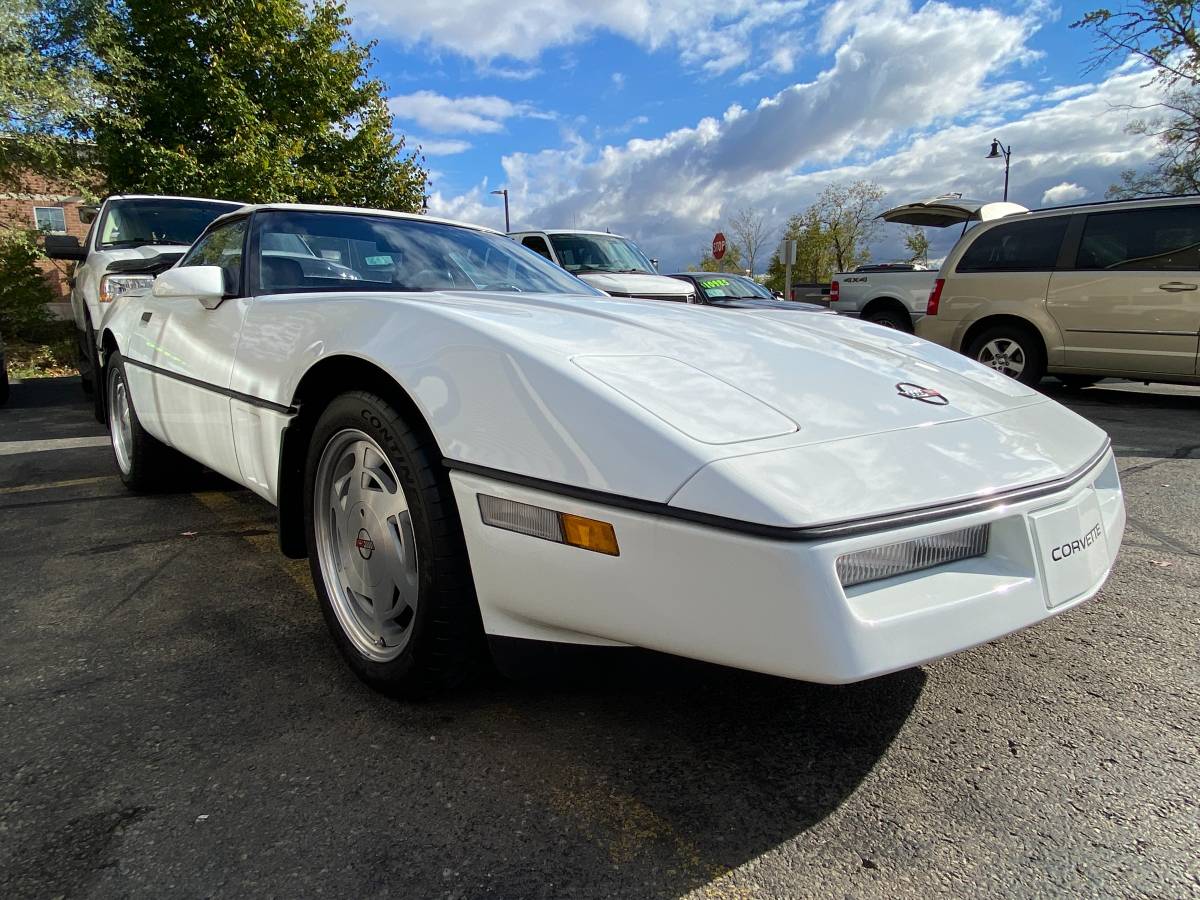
xmin=450 ymin=450 xmax=1124 ymax=683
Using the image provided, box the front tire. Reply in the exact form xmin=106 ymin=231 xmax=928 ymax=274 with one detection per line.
xmin=965 ymin=323 xmax=1046 ymax=386
xmin=303 ymin=391 xmax=482 ymax=696
xmin=106 ymin=352 xmax=196 ymax=491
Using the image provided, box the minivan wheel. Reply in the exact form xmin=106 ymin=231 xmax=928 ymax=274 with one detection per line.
xmin=303 ymin=390 xmax=483 ymax=697
xmin=965 ymin=324 xmax=1046 ymax=386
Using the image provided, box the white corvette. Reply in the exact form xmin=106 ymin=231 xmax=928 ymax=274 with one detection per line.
xmin=98 ymin=204 xmax=1126 ymax=695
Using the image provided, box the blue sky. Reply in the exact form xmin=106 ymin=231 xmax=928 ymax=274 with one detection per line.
xmin=351 ymin=0 xmax=1162 ymax=271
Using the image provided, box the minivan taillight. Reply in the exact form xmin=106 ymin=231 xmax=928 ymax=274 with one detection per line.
xmin=926 ymin=278 xmax=944 ymax=316
xmin=830 ymin=280 xmax=840 ymax=304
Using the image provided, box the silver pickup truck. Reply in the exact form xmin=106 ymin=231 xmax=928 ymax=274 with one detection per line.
xmin=830 ymin=196 xmax=1027 ymax=332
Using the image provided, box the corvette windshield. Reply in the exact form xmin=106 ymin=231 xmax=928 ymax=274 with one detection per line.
xmin=98 ymin=198 xmax=241 ymax=249
xmin=546 ymin=233 xmax=656 ymax=274
xmin=254 ymin=211 xmax=601 ymax=296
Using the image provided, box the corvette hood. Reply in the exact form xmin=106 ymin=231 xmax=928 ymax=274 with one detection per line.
xmin=577 ymin=272 xmax=693 ymax=297
xmin=393 ymin=290 xmax=1107 ymax=521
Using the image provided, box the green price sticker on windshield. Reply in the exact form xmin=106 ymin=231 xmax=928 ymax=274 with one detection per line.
xmin=700 ymin=278 xmax=730 ymax=288
xmin=365 ymin=255 xmax=393 ymax=266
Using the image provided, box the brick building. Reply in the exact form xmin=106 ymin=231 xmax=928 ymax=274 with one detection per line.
xmin=1 ymin=172 xmax=92 ymax=304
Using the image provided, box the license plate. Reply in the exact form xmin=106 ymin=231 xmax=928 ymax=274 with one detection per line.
xmin=1030 ymin=491 xmax=1110 ymax=609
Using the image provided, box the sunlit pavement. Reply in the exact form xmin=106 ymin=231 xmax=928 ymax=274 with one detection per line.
xmin=1 ymin=376 xmax=1197 ymax=899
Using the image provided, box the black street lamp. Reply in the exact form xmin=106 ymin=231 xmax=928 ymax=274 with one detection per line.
xmin=490 ymin=188 xmax=510 ymax=232
xmin=986 ymin=139 xmax=1012 ymax=202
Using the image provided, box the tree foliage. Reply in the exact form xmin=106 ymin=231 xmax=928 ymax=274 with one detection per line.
xmin=813 ymin=180 xmax=886 ymax=272
xmin=0 ymin=230 xmax=55 ymax=337
xmin=902 ymin=224 xmax=930 ymax=266
xmin=0 ymin=0 xmax=96 ymax=195
xmin=726 ymin=207 xmax=771 ymax=277
xmin=764 ymin=209 xmax=835 ymax=292
xmin=691 ymin=242 xmax=745 ymax=273
xmin=1074 ymin=2 xmax=1200 ymax=197
xmin=85 ymin=0 xmax=428 ymax=209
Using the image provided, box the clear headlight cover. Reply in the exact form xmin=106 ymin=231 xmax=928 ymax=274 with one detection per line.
xmin=836 ymin=524 xmax=990 ymax=588
xmin=99 ymin=273 xmax=155 ymax=303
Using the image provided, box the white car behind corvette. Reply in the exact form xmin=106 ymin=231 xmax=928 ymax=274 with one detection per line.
xmin=97 ymin=204 xmax=1125 ymax=696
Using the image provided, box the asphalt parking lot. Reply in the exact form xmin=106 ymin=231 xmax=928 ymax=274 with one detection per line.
xmin=1 ymin=377 xmax=1197 ymax=899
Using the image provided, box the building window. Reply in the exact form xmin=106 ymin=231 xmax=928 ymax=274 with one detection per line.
xmin=34 ymin=206 xmax=68 ymax=234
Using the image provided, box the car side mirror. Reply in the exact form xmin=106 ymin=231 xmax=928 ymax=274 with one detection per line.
xmin=153 ymin=265 xmax=228 ymax=309
xmin=78 ymin=205 xmax=98 ymax=225
xmin=44 ymin=234 xmax=87 ymax=261
xmin=772 ymin=290 xmax=784 ymax=299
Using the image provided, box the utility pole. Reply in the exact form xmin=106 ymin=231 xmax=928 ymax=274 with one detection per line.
xmin=490 ymin=188 xmax=510 ymax=232
xmin=782 ymin=239 xmax=796 ymax=301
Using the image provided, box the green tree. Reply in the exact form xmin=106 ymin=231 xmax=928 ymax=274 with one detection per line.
xmin=691 ymin=242 xmax=744 ymax=273
xmin=1074 ymin=2 xmax=1200 ymax=197
xmin=814 ymin=180 xmax=886 ymax=271
xmin=903 ymin=224 xmax=930 ymax=266
xmin=88 ymin=0 xmax=427 ymax=208
xmin=0 ymin=230 xmax=54 ymax=337
xmin=0 ymin=0 xmax=96 ymax=197
xmin=764 ymin=208 xmax=835 ymax=292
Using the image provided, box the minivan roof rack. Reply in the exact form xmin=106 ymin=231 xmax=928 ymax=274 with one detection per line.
xmin=1035 ymin=192 xmax=1200 ymax=213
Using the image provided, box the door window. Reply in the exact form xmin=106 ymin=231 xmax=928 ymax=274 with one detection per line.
xmin=521 ymin=235 xmax=553 ymax=260
xmin=181 ymin=218 xmax=248 ymax=295
xmin=1075 ymin=205 xmax=1200 ymax=271
xmin=956 ymin=217 xmax=1068 ymax=272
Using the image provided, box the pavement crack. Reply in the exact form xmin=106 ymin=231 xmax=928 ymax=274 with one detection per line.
xmin=1124 ymin=515 xmax=1200 ymax=559
xmin=103 ymin=548 xmax=187 ymax=619
xmin=1118 ymin=444 xmax=1200 ymax=478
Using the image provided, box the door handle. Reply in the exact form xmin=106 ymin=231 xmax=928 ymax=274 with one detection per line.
xmin=1158 ymin=282 xmax=1198 ymax=292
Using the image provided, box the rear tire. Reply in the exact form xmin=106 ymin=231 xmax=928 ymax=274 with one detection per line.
xmin=964 ymin=323 xmax=1046 ymax=386
xmin=106 ymin=352 xmax=197 ymax=492
xmin=303 ymin=390 xmax=483 ymax=697
xmin=864 ymin=306 xmax=913 ymax=332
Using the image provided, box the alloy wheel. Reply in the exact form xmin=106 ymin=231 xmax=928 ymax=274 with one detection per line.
xmin=313 ymin=429 xmax=420 ymax=662
xmin=977 ymin=338 xmax=1027 ymax=379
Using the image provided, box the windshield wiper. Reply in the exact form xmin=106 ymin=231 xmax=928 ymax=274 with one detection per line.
xmin=102 ymin=238 xmax=189 ymax=248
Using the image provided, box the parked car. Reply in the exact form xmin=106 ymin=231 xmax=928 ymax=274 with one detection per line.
xmin=45 ymin=194 xmax=243 ymax=419
xmin=917 ymin=195 xmax=1200 ymax=387
xmin=98 ymin=203 xmax=1124 ymax=696
xmin=669 ymin=273 xmax=829 ymax=312
xmin=509 ymin=228 xmax=694 ymax=302
xmin=830 ymin=196 xmax=1027 ymax=331
xmin=0 ymin=328 xmax=8 ymax=407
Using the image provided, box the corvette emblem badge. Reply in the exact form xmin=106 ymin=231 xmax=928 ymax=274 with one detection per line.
xmin=355 ymin=529 xmax=375 ymax=560
xmin=896 ymin=382 xmax=949 ymax=405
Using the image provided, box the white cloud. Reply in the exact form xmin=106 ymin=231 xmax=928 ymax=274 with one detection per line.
xmin=388 ymin=91 xmax=546 ymax=134
xmin=428 ymin=2 xmax=1164 ymax=271
xmin=413 ymin=138 xmax=473 ymax=156
xmin=1041 ymin=182 xmax=1089 ymax=205
xmin=352 ymin=0 xmax=810 ymax=74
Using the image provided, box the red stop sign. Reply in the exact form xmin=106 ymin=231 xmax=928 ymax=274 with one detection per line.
xmin=712 ymin=232 xmax=726 ymax=260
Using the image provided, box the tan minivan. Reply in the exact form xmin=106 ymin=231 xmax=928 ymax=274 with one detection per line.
xmin=914 ymin=196 xmax=1200 ymax=387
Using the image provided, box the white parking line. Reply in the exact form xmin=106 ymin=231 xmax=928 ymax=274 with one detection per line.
xmin=0 ymin=475 xmax=119 ymax=495
xmin=0 ymin=436 xmax=111 ymax=457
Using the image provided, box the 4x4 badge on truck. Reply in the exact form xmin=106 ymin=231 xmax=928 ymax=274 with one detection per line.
xmin=896 ymin=383 xmax=949 ymax=405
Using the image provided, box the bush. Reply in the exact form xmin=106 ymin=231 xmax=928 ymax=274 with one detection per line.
xmin=0 ymin=229 xmax=55 ymax=338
